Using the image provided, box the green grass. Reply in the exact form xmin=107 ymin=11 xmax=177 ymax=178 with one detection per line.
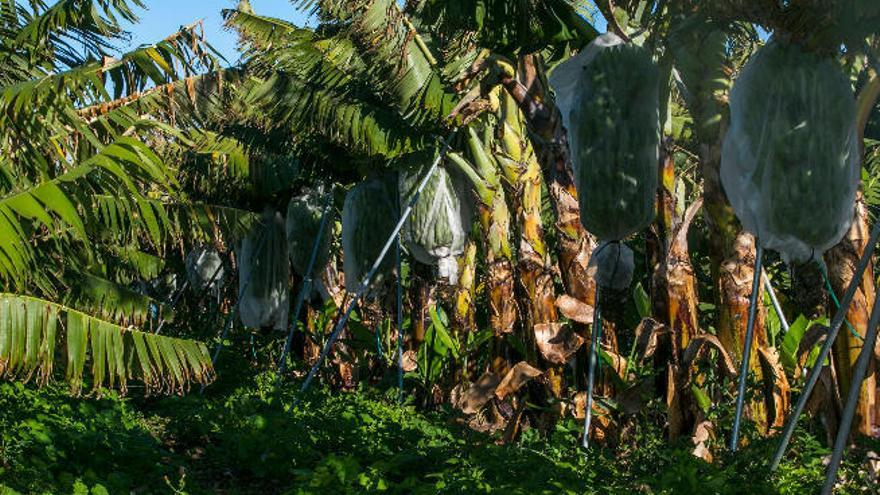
xmin=0 ymin=375 xmax=873 ymax=494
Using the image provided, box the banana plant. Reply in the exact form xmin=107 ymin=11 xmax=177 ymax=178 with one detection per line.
xmin=0 ymin=0 xmax=231 ymax=395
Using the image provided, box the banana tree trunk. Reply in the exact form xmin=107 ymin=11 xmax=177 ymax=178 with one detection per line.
xmin=448 ymin=137 xmax=516 ymax=375
xmin=499 ymin=54 xmax=596 ymax=308
xmin=825 ymin=195 xmax=878 ymax=438
xmin=502 ymin=54 xmax=623 ymax=403
xmin=453 ymin=241 xmax=477 ymax=332
xmin=498 ymin=94 xmax=571 ymax=396
xmin=665 ymin=199 xmax=703 ymax=361
xmin=717 ymin=231 xmax=769 ymax=433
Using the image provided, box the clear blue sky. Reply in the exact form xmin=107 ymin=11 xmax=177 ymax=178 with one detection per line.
xmin=120 ymin=1 xmax=312 ymax=65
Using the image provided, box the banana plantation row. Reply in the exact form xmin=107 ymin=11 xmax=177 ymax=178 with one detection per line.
xmin=1 ymin=0 xmax=880 ymax=476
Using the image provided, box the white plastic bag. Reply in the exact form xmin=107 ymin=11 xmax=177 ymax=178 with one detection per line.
xmin=285 ymin=187 xmax=333 ymax=278
xmin=342 ymin=176 xmax=400 ymax=294
xmin=238 ymin=210 xmax=290 ymax=330
xmin=185 ymin=246 xmax=225 ymax=292
xmin=549 ymin=33 xmax=659 ymax=289
xmin=721 ymin=40 xmax=859 ymax=264
xmin=400 ymin=164 xmax=469 ymax=284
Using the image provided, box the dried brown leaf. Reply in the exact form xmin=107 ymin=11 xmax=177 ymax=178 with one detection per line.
xmin=495 ymin=362 xmax=542 ymax=400
xmin=634 ymin=318 xmax=668 ymax=360
xmin=459 ymin=372 xmax=501 ymax=415
xmin=683 ymin=334 xmax=737 ymax=376
xmin=556 ymin=295 xmax=594 ymax=324
xmin=758 ymin=346 xmax=790 ymax=429
xmin=534 ymin=323 xmax=585 ymax=365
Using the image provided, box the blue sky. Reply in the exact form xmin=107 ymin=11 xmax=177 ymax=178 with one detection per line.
xmin=120 ymin=1 xmax=312 ymax=65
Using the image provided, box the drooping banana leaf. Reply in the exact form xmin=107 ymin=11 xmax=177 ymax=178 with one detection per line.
xmin=0 ymin=294 xmax=214 ymax=396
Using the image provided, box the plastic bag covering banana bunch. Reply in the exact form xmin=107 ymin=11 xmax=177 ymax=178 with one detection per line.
xmin=400 ymin=164 xmax=469 ymax=284
xmin=285 ymin=186 xmax=333 ymax=278
xmin=721 ymin=40 xmax=859 ymax=264
xmin=238 ymin=210 xmax=290 ymax=330
xmin=549 ymin=32 xmax=659 ymax=289
xmin=343 ymin=175 xmax=401 ymax=294
xmin=185 ymin=246 xmax=225 ymax=292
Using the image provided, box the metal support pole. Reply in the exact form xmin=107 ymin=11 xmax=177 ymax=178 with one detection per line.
xmin=288 ymin=134 xmax=454 ymax=410
xmin=763 ymin=271 xmax=789 ymax=334
xmin=730 ymin=243 xmax=763 ymax=452
xmin=821 ymin=290 xmax=880 ymax=494
xmin=277 ymin=193 xmax=334 ymax=377
xmin=771 ymin=219 xmax=880 ymax=470
xmin=583 ymin=284 xmax=602 ymax=452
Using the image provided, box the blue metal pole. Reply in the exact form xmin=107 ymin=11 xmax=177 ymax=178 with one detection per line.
xmin=583 ymin=284 xmax=602 ymax=452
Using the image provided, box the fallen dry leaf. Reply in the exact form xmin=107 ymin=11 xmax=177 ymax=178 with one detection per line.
xmin=495 ymin=362 xmax=542 ymax=400
xmin=459 ymin=372 xmax=501 ymax=415
xmin=534 ymin=323 xmax=585 ymax=365
xmin=556 ymin=295 xmax=595 ymax=324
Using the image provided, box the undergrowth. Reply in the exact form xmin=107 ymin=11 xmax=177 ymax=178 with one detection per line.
xmin=0 ymin=374 xmax=875 ymax=494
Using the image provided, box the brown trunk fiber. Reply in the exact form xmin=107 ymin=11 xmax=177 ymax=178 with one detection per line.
xmin=665 ymin=199 xmax=702 ymax=361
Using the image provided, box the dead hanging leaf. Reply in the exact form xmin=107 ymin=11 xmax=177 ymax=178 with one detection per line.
xmin=500 ymin=400 xmax=528 ymax=445
xmin=459 ymin=372 xmax=501 ymax=415
xmin=601 ymin=347 xmax=629 ymax=382
xmin=667 ymin=362 xmax=686 ymax=440
xmin=683 ymin=334 xmax=737 ymax=377
xmin=758 ymin=346 xmax=790 ymax=429
xmin=806 ymin=367 xmax=840 ymax=445
xmin=796 ymin=324 xmax=828 ymax=375
xmin=634 ymin=318 xmax=669 ymax=361
xmin=467 ymin=401 xmax=508 ymax=433
xmin=534 ymin=323 xmax=585 ymax=365
xmin=691 ymin=420 xmax=715 ymax=463
xmin=556 ymin=295 xmax=595 ymax=324
xmin=402 ymin=350 xmax=418 ymax=372
xmin=495 ymin=362 xmax=542 ymax=400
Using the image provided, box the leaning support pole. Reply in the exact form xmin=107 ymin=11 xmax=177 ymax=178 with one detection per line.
xmin=821 ymin=286 xmax=880 ymax=494
xmin=730 ymin=243 xmax=764 ymax=452
xmin=277 ymin=193 xmax=334 ymax=377
xmin=288 ymin=134 xmax=454 ymax=410
xmin=771 ymin=219 xmax=880 ymax=470
xmin=583 ymin=284 xmax=602 ymax=452
xmin=763 ymin=271 xmax=789 ymax=333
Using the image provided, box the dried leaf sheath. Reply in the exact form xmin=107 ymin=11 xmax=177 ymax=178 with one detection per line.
xmin=0 ymin=294 xmax=214 ymax=396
